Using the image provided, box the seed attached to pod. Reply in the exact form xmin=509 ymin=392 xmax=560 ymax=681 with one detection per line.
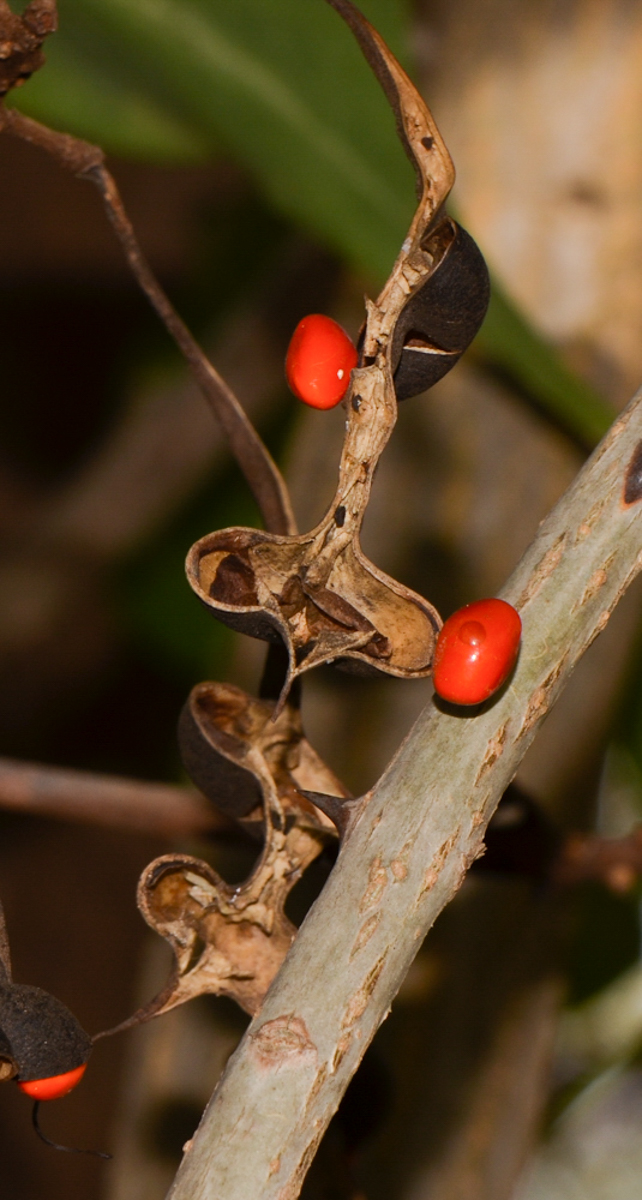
xmin=286 ymin=314 xmax=358 ymax=409
xmin=18 ymin=1062 xmax=87 ymax=1101
xmin=432 ymin=598 xmax=522 ymax=705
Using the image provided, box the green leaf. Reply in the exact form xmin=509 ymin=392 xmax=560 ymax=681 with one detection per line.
xmin=28 ymin=0 xmax=414 ymax=278
xmin=11 ymin=26 xmax=212 ymax=162
xmin=14 ymin=0 xmax=616 ymax=446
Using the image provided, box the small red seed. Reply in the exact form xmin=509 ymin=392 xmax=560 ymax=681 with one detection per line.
xmin=433 ymin=598 xmax=522 ymax=706
xmin=285 ymin=314 xmax=358 ymax=410
xmin=18 ymin=1062 xmax=87 ymax=1101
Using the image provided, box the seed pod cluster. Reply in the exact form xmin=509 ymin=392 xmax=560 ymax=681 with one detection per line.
xmin=184 ymin=2 xmax=490 ymax=709
xmin=127 ymin=0 xmax=501 ymax=1030
xmin=106 ymin=681 xmax=343 ymax=1026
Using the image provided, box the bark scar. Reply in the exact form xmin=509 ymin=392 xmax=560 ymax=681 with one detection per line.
xmin=359 ymin=855 xmax=388 ymax=913
xmin=350 ymin=912 xmax=382 ymax=958
xmin=517 ymin=533 xmax=567 ymax=607
xmin=414 ymin=826 xmax=462 ymax=907
xmin=474 ymin=722 xmax=509 ymax=784
xmin=519 ymin=658 xmax=568 ymax=736
xmin=342 ymin=956 xmax=387 ymax=1028
xmin=250 ymin=1015 xmax=317 ymax=1070
xmin=571 ymin=554 xmax=615 ymax=611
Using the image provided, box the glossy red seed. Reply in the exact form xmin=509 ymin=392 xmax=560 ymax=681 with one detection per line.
xmin=285 ymin=314 xmax=358 ymax=410
xmin=432 ymin=598 xmax=522 ymax=706
xmin=18 ymin=1062 xmax=87 ymax=1101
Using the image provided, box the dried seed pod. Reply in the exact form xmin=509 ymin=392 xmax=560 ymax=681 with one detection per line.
xmin=186 ymin=436 xmax=442 ymax=705
xmin=0 ymin=902 xmax=91 ymax=1091
xmin=0 ymin=984 xmax=92 ymax=1086
xmin=391 ymin=221 xmax=490 ymax=401
xmin=178 ymin=680 xmax=345 ymax=830
xmin=98 ymin=683 xmax=345 ymax=1026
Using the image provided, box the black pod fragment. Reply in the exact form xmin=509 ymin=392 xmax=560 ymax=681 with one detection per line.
xmin=392 ymin=218 xmax=490 ymax=400
xmin=178 ymin=688 xmax=262 ymax=820
xmin=0 ymin=983 xmax=92 ymax=1082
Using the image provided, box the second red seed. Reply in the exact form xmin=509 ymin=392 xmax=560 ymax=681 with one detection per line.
xmin=432 ymin=598 xmax=522 ymax=706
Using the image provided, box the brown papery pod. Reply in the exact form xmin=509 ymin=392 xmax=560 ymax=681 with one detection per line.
xmin=100 ymin=684 xmax=345 ymax=1023
xmin=186 ymin=1 xmax=489 ymax=707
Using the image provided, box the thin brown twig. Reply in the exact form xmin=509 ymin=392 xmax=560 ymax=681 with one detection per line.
xmin=0 ymin=106 xmax=296 ymax=538
xmin=0 ymin=756 xmax=237 ymax=839
xmin=556 ymin=825 xmax=642 ymax=893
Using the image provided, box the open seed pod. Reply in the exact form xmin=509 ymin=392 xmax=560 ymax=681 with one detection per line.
xmin=186 ymin=367 xmax=442 ymax=706
xmin=186 ymin=1 xmax=489 ymax=706
xmin=178 ymin=680 xmax=347 ymax=830
xmin=100 ymin=683 xmax=346 ymax=1024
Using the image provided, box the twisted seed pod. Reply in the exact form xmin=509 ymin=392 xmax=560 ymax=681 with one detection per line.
xmin=97 ymin=683 xmax=343 ymax=1026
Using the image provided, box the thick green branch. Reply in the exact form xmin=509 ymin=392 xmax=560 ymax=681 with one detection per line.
xmin=165 ymin=385 xmax=642 ymax=1200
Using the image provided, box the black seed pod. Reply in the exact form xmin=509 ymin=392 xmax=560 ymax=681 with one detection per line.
xmin=178 ymin=692 xmax=262 ymax=819
xmin=392 ymin=218 xmax=490 ymax=400
xmin=0 ymin=983 xmax=92 ymax=1081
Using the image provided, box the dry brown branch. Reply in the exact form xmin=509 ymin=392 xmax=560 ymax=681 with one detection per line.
xmin=0 ymin=105 xmax=296 ymax=538
xmin=166 ymin=389 xmax=642 ymax=1199
xmin=556 ymin=825 xmax=642 ymax=893
xmin=0 ymin=757 xmax=229 ymax=838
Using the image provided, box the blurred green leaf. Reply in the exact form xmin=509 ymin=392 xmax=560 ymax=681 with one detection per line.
xmin=116 ymin=456 xmax=260 ymax=684
xmin=17 ymin=0 xmax=414 ymax=276
xmin=11 ymin=29 xmax=212 ymax=162
xmin=15 ymin=0 xmax=616 ymax=446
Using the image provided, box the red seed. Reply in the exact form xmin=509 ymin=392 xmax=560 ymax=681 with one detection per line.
xmin=18 ymin=1062 xmax=87 ymax=1101
xmin=432 ymin=598 xmax=522 ymax=706
xmin=285 ymin=314 xmax=358 ymax=409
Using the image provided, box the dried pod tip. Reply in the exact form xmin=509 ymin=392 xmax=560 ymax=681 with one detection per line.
xmin=286 ymin=314 xmax=358 ymax=409
xmin=432 ymin=598 xmax=521 ymax=706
